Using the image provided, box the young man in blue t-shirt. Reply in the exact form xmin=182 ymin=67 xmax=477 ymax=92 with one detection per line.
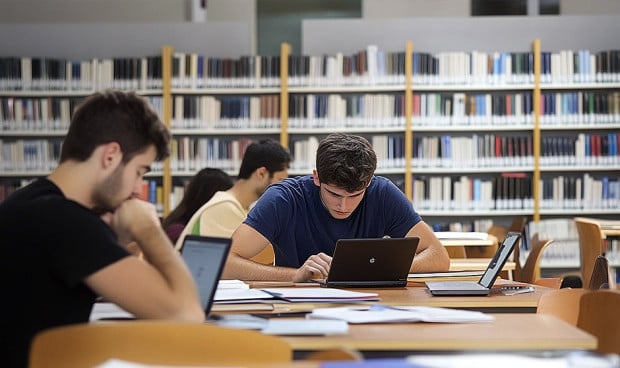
xmin=222 ymin=133 xmax=450 ymax=282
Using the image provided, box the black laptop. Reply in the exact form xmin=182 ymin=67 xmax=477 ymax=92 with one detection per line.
xmin=313 ymin=237 xmax=420 ymax=288
xmin=179 ymin=235 xmax=231 ymax=317
xmin=425 ymin=232 xmax=522 ymax=296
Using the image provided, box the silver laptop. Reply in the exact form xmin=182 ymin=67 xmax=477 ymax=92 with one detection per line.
xmin=313 ymin=237 xmax=420 ymax=288
xmin=425 ymin=232 xmax=521 ymax=296
xmin=180 ymin=235 xmax=231 ymax=317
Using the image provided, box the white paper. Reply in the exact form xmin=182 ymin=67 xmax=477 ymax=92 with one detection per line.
xmin=213 ymin=288 xmax=274 ymax=303
xmin=261 ymin=319 xmax=349 ymax=335
xmin=260 ymin=287 xmax=379 ymax=302
xmin=90 ymin=302 xmax=135 ymax=321
xmin=307 ymin=305 xmax=494 ymax=324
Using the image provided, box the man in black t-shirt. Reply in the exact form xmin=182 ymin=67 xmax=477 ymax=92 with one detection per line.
xmin=0 ymin=90 xmax=204 ymax=367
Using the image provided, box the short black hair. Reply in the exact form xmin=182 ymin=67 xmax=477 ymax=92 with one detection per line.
xmin=237 ymin=139 xmax=291 ymax=179
xmin=316 ymin=133 xmax=377 ymax=192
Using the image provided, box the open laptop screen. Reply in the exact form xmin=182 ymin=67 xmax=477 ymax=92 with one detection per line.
xmin=180 ymin=235 xmax=231 ymax=316
xmin=479 ymin=232 xmax=521 ymax=288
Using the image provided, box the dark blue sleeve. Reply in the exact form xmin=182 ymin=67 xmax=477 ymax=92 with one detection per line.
xmin=382 ymin=179 xmax=421 ymax=237
xmin=244 ymin=184 xmax=292 ymax=245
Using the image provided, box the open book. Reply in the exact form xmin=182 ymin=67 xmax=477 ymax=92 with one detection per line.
xmin=307 ymin=305 xmax=494 ymax=324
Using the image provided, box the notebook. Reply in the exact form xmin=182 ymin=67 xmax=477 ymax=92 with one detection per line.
xmin=425 ymin=232 xmax=522 ymax=296
xmin=179 ymin=235 xmax=231 ymax=318
xmin=313 ymin=237 xmax=420 ymax=288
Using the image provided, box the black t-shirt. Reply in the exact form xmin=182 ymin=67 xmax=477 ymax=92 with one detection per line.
xmin=0 ymin=179 xmax=129 ymax=367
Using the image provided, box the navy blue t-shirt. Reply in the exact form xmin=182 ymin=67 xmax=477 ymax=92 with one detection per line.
xmin=244 ymin=175 xmax=421 ymax=267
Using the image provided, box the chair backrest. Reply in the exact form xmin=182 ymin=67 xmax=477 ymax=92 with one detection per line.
xmin=577 ymin=290 xmax=620 ymax=354
xmin=514 ymin=235 xmax=553 ymax=284
xmin=588 ymin=255 xmax=610 ymax=290
xmin=536 ymin=287 xmax=587 ymax=326
xmin=574 ymin=217 xmax=604 ymax=287
xmin=29 ymin=321 xmax=292 ymax=368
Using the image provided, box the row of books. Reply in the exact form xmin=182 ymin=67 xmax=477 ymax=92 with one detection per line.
xmin=169 ymin=137 xmax=254 ymax=172
xmin=283 ymin=47 xmax=620 ymax=86
xmin=540 ymin=174 xmax=619 ymax=210
xmin=412 ymin=173 xmax=618 ymax=212
xmin=0 ymin=96 xmax=163 ymax=132
xmin=412 ymin=134 xmax=534 ymax=168
xmin=2 ymin=48 xmax=620 ymax=91
xmin=288 ymin=94 xmax=406 ymax=128
xmin=540 ymin=133 xmax=620 ymax=166
xmin=429 ymin=219 xmax=494 ymax=233
xmin=172 ymin=53 xmax=281 ymax=88
xmin=0 ymin=139 xmax=62 ymax=172
xmin=412 ymin=174 xmax=534 ymax=211
xmin=289 ymin=135 xmax=407 ymax=171
xmin=1 ymin=93 xmax=617 ymax=132
xmin=170 ymin=95 xmax=280 ymax=129
xmin=0 ymin=138 xmax=162 ymax=173
xmin=0 ymin=56 xmax=163 ymax=91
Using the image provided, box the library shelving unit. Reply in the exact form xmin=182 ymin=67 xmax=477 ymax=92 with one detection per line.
xmin=0 ymin=22 xmax=253 ymax=215
xmin=0 ymin=56 xmax=166 ymax=210
xmin=163 ymin=44 xmax=283 ymax=211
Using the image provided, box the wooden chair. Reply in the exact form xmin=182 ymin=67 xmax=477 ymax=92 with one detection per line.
xmin=513 ymin=234 xmax=554 ymax=284
xmin=577 ymin=290 xmax=620 ymax=354
xmin=588 ymin=255 xmax=610 ymax=290
xmin=574 ymin=217 xmax=605 ymax=287
xmin=536 ymin=287 xmax=587 ymax=326
xmin=28 ymin=321 xmax=292 ymax=368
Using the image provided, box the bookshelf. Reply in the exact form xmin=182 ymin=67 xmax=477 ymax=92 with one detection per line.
xmin=0 ymin=22 xmax=252 ymax=214
xmin=1 ymin=20 xmax=619 ymax=275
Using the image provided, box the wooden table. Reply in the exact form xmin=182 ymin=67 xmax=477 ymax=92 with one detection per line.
xmin=281 ymin=314 xmax=596 ymax=354
xmin=248 ymin=282 xmax=552 ymax=315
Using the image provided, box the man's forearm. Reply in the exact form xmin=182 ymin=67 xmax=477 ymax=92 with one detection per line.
xmin=410 ymin=243 xmax=450 ymax=273
xmin=223 ymin=254 xmax=297 ymax=281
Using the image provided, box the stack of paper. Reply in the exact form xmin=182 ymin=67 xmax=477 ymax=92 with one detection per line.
xmin=216 ymin=279 xmax=249 ymax=290
xmin=213 ymin=287 xmax=379 ymax=304
xmin=307 ymin=305 xmax=494 ymax=324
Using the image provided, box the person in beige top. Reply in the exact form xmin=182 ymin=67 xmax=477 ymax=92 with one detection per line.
xmin=175 ymin=139 xmax=290 ymax=263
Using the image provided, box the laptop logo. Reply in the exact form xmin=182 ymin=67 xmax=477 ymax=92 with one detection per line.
xmin=369 ymin=258 xmax=375 ymax=264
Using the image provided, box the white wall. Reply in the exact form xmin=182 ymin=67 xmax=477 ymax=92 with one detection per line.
xmin=0 ymin=0 xmax=187 ymax=22
xmin=206 ymin=0 xmax=257 ymax=54
xmin=302 ymin=15 xmax=620 ymax=55
xmin=363 ymin=0 xmax=470 ymax=18
xmin=561 ymin=0 xmax=620 ymax=15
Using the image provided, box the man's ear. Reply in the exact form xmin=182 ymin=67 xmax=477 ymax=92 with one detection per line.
xmin=255 ymin=166 xmax=268 ymax=179
xmin=100 ymin=142 xmax=122 ymax=169
xmin=312 ymin=169 xmax=320 ymax=187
